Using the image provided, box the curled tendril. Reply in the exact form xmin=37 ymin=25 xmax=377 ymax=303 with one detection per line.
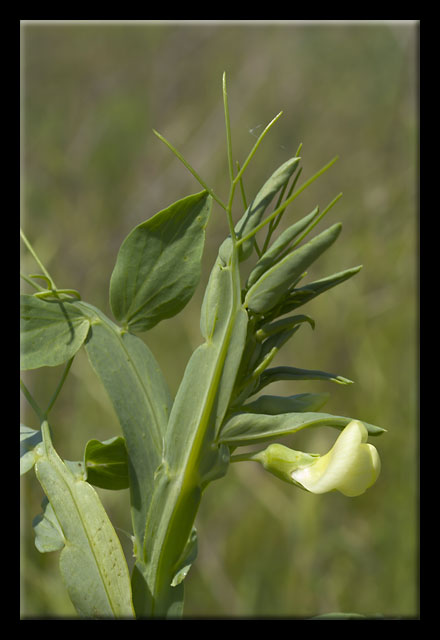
xmin=29 ymin=274 xmax=55 ymax=289
xmin=33 ymin=288 xmax=82 ymax=301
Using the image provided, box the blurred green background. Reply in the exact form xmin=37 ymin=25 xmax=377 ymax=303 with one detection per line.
xmin=20 ymin=21 xmax=418 ymax=618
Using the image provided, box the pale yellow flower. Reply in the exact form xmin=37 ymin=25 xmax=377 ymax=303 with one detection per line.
xmin=291 ymin=420 xmax=381 ymax=497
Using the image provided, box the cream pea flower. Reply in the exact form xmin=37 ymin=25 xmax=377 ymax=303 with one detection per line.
xmin=244 ymin=420 xmax=380 ymax=497
xmin=290 ymin=420 xmax=381 ymax=497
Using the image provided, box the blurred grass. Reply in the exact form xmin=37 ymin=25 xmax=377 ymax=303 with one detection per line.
xmin=20 ymin=21 xmax=418 ymax=618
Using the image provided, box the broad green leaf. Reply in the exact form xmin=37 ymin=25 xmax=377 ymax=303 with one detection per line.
xmin=20 ymin=295 xmax=90 ymax=370
xmin=244 ymin=223 xmax=342 ymax=315
xmin=79 ymin=301 xmax=172 ymax=553
xmin=246 ymin=207 xmax=319 ymax=287
xmin=217 ymin=411 xmax=386 ymax=447
xmin=239 ymin=392 xmax=331 ymax=415
xmin=84 ymin=436 xmax=129 ymax=490
xmin=20 ymin=424 xmax=43 ymax=475
xmin=257 ymin=365 xmax=354 ymax=392
xmin=34 ymin=422 xmax=134 ymax=618
xmin=109 ymin=191 xmax=212 ymax=332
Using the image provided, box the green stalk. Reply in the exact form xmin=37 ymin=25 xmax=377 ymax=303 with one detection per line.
xmin=152 ymin=129 xmax=228 ymax=211
xmin=20 ymin=229 xmax=56 ymax=289
xmin=234 ymin=111 xmax=283 ymax=183
xmin=20 ymin=379 xmax=45 ymax=423
xmin=44 ymin=357 xmax=74 ymax=417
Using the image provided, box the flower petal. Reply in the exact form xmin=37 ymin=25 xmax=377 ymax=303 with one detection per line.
xmin=291 ymin=420 xmax=380 ymax=496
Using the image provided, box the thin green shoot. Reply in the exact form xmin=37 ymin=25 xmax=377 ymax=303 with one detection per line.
xmin=152 ymin=129 xmax=228 ymax=212
xmin=261 ymin=159 xmax=302 ymax=254
xmin=222 ymin=72 xmax=234 ymax=186
xmin=222 ymin=72 xmax=239 ymax=242
xmin=21 ymin=356 xmax=76 ymax=422
xmin=20 ymin=272 xmax=46 ymax=293
xmin=20 ymin=379 xmax=45 ymax=423
xmin=233 ymin=111 xmax=283 ymax=185
xmin=236 ymin=161 xmax=248 ymax=210
xmin=44 ymin=357 xmax=75 ymax=417
xmin=20 ymin=229 xmax=56 ymax=290
xmin=270 ymin=162 xmax=303 ymax=233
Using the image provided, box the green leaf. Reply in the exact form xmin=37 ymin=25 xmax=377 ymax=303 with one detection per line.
xmin=280 ymin=265 xmax=363 ymax=314
xmin=79 ymin=301 xmax=172 ymax=553
xmin=244 ymin=223 xmax=342 ymax=315
xmin=33 ymin=497 xmax=65 ymax=553
xmin=235 ymin=157 xmax=300 ymax=261
xmin=171 ymin=527 xmax=198 ymax=587
xmin=217 ymin=411 xmax=386 ymax=447
xmin=20 ymin=424 xmax=43 ymax=475
xmin=34 ymin=422 xmax=134 ymax=618
xmin=20 ymin=295 xmax=90 ymax=370
xmin=246 ymin=207 xmax=319 ymax=288
xmin=239 ymin=392 xmax=331 ymax=415
xmin=84 ymin=436 xmax=129 ymax=490
xmin=109 ymin=191 xmax=212 ymax=332
xmin=256 ymin=314 xmax=315 ymax=340
xmin=257 ymin=365 xmax=354 ymax=392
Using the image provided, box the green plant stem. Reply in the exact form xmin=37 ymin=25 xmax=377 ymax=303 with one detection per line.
xmin=236 ymin=161 xmax=248 ymax=210
xmin=44 ymin=357 xmax=74 ymax=417
xmin=20 ymin=379 xmax=45 ymax=422
xmin=21 ymin=357 xmax=75 ymax=422
xmin=222 ymin=72 xmax=239 ymax=242
xmin=234 ymin=111 xmax=283 ymax=184
xmin=20 ymin=228 xmax=56 ymax=289
xmin=230 ymin=451 xmax=258 ymax=464
xmin=223 ymin=72 xmax=234 ymax=186
xmin=20 ymin=272 xmax=46 ymax=292
xmin=152 ymin=129 xmax=228 ymax=212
